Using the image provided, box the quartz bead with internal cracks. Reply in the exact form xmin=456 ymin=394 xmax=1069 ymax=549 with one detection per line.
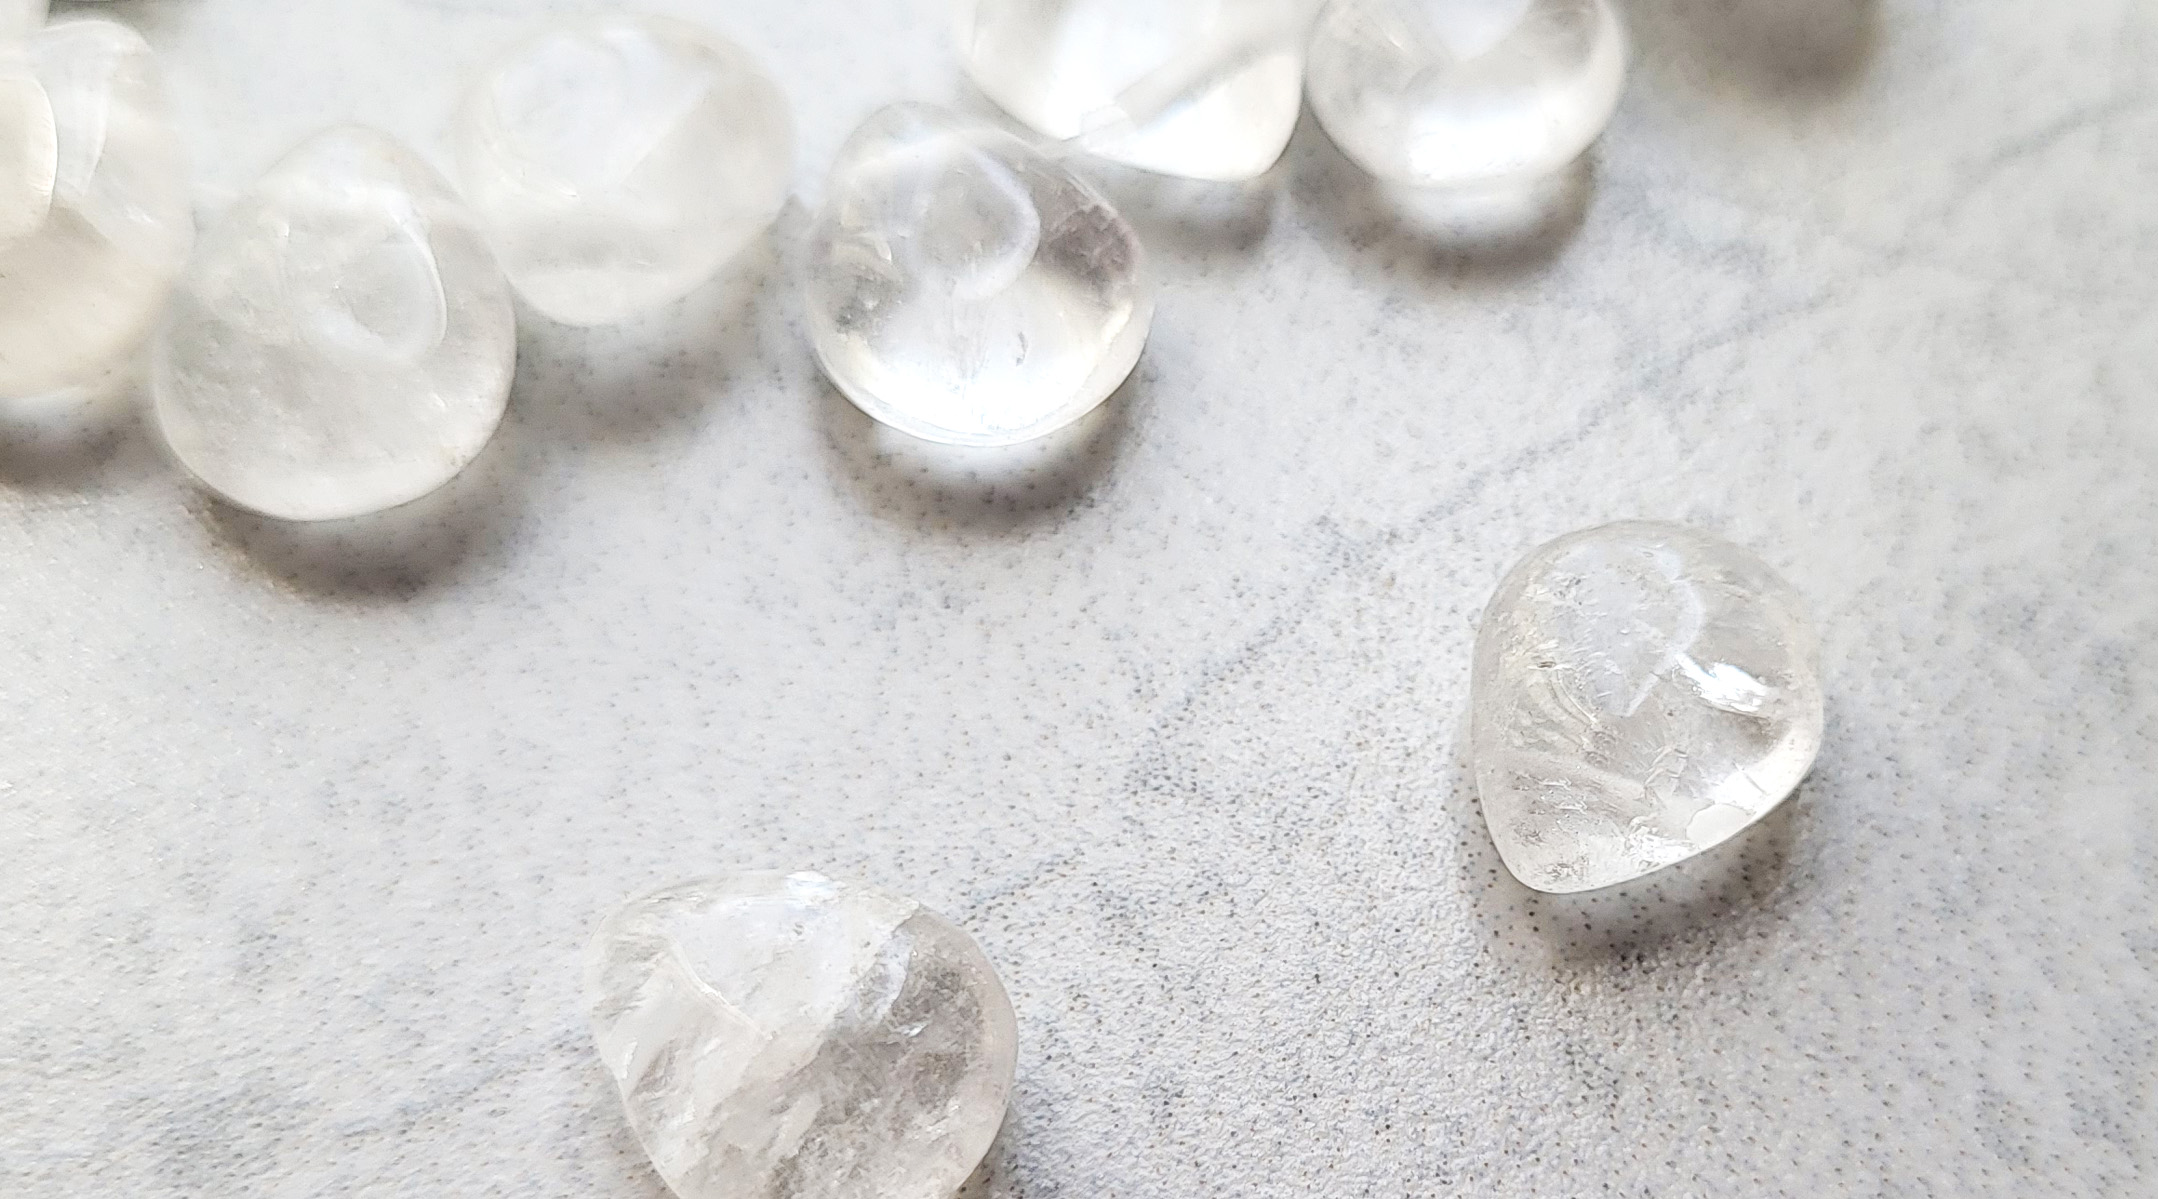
xmin=586 ymin=871 xmax=1018 ymax=1199
xmin=1471 ymin=522 xmax=1824 ymax=893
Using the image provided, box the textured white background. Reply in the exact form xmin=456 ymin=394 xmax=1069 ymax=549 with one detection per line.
xmin=5 ymin=1 xmax=2153 ymax=1195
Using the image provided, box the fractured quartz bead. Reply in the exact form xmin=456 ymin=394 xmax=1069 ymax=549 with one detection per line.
xmin=152 ymin=127 xmax=516 ymax=522
xmin=587 ymin=871 xmax=1018 ymax=1199
xmin=803 ymin=103 xmax=1153 ymax=447
xmin=453 ymin=15 xmax=793 ymax=327
xmin=0 ymin=19 xmax=191 ymax=402
xmin=1471 ymin=522 xmax=1824 ymax=893
xmin=952 ymin=0 xmax=1313 ymax=181
xmin=1307 ymin=0 xmax=1627 ymax=187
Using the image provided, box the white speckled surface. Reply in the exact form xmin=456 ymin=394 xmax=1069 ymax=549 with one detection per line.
xmin=4 ymin=1 xmax=2153 ymax=1195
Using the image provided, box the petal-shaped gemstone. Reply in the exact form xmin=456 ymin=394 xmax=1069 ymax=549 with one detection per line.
xmin=1307 ymin=0 xmax=1627 ymax=187
xmin=0 ymin=20 xmax=191 ymax=402
xmin=586 ymin=871 xmax=1018 ymax=1199
xmin=152 ymin=127 xmax=516 ymax=522
xmin=454 ymin=15 xmax=793 ymax=327
xmin=803 ymin=103 xmax=1153 ymax=447
xmin=953 ymin=0 xmax=1311 ymax=182
xmin=1471 ymin=522 xmax=1824 ymax=893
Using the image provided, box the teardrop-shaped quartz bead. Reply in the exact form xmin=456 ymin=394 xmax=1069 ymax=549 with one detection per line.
xmin=1307 ymin=0 xmax=1627 ymax=187
xmin=453 ymin=15 xmax=793 ymax=327
xmin=1471 ymin=522 xmax=1824 ymax=893
xmin=952 ymin=0 xmax=1311 ymax=182
xmin=0 ymin=19 xmax=192 ymax=402
xmin=152 ymin=127 xmax=516 ymax=522
xmin=586 ymin=871 xmax=1018 ymax=1199
xmin=803 ymin=103 xmax=1153 ymax=447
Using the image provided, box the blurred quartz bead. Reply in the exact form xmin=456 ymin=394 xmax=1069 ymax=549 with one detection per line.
xmin=953 ymin=0 xmax=1312 ymax=181
xmin=1307 ymin=0 xmax=1627 ymax=187
xmin=152 ymin=127 xmax=516 ymax=522
xmin=803 ymin=104 xmax=1153 ymax=447
xmin=454 ymin=15 xmax=793 ymax=327
xmin=0 ymin=20 xmax=191 ymax=402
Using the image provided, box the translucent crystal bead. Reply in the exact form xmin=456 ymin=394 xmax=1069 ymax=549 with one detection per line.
xmin=0 ymin=20 xmax=191 ymax=402
xmin=952 ymin=0 xmax=1312 ymax=182
xmin=1306 ymin=0 xmax=1627 ymax=187
xmin=803 ymin=104 xmax=1153 ymax=447
xmin=453 ymin=15 xmax=793 ymax=327
xmin=1471 ymin=522 xmax=1824 ymax=893
xmin=586 ymin=871 xmax=1018 ymax=1199
xmin=152 ymin=127 xmax=516 ymax=522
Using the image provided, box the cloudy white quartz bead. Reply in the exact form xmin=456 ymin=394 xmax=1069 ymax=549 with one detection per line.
xmin=454 ymin=15 xmax=794 ymax=327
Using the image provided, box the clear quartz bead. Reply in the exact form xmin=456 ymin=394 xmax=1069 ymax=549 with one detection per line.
xmin=1471 ymin=522 xmax=1825 ymax=894
xmin=803 ymin=103 xmax=1153 ymax=447
xmin=952 ymin=0 xmax=1313 ymax=182
xmin=151 ymin=127 xmax=516 ymax=522
xmin=453 ymin=15 xmax=794 ymax=327
xmin=1306 ymin=0 xmax=1627 ymax=187
xmin=0 ymin=20 xmax=191 ymax=402
xmin=586 ymin=871 xmax=1018 ymax=1199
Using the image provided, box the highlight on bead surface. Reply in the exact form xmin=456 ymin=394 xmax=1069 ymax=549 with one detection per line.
xmin=152 ymin=126 xmax=517 ymax=523
xmin=0 ymin=18 xmax=192 ymax=404
xmin=1306 ymin=0 xmax=1628 ymax=188
xmin=953 ymin=0 xmax=1315 ymax=182
xmin=802 ymin=103 xmax=1154 ymax=448
xmin=453 ymin=14 xmax=795 ymax=327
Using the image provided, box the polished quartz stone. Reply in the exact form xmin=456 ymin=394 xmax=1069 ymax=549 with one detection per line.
xmin=1307 ymin=0 xmax=1627 ymax=187
xmin=803 ymin=103 xmax=1153 ymax=447
xmin=1471 ymin=522 xmax=1824 ymax=893
xmin=152 ymin=127 xmax=515 ymax=522
xmin=952 ymin=0 xmax=1311 ymax=181
xmin=454 ymin=15 xmax=793 ymax=327
xmin=0 ymin=20 xmax=191 ymax=402
xmin=587 ymin=871 xmax=1018 ymax=1199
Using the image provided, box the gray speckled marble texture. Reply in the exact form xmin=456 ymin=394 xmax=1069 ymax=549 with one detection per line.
xmin=4 ymin=1 xmax=2152 ymax=1195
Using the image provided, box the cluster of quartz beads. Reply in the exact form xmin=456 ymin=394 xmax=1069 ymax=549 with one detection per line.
xmin=587 ymin=871 xmax=1018 ymax=1199
xmin=1307 ymin=0 xmax=1628 ymax=187
xmin=803 ymin=104 xmax=1154 ymax=447
xmin=152 ymin=128 xmax=516 ymax=522
xmin=1471 ymin=522 xmax=1824 ymax=893
xmin=0 ymin=19 xmax=192 ymax=403
xmin=453 ymin=15 xmax=794 ymax=327
xmin=953 ymin=0 xmax=1313 ymax=182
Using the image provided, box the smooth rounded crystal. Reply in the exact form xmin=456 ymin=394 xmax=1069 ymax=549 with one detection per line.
xmin=1471 ymin=522 xmax=1825 ymax=894
xmin=952 ymin=0 xmax=1310 ymax=182
xmin=152 ymin=127 xmax=516 ymax=522
xmin=453 ymin=15 xmax=793 ymax=327
xmin=1307 ymin=0 xmax=1627 ymax=187
xmin=804 ymin=103 xmax=1153 ymax=447
xmin=0 ymin=20 xmax=191 ymax=402
xmin=586 ymin=871 xmax=1018 ymax=1199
